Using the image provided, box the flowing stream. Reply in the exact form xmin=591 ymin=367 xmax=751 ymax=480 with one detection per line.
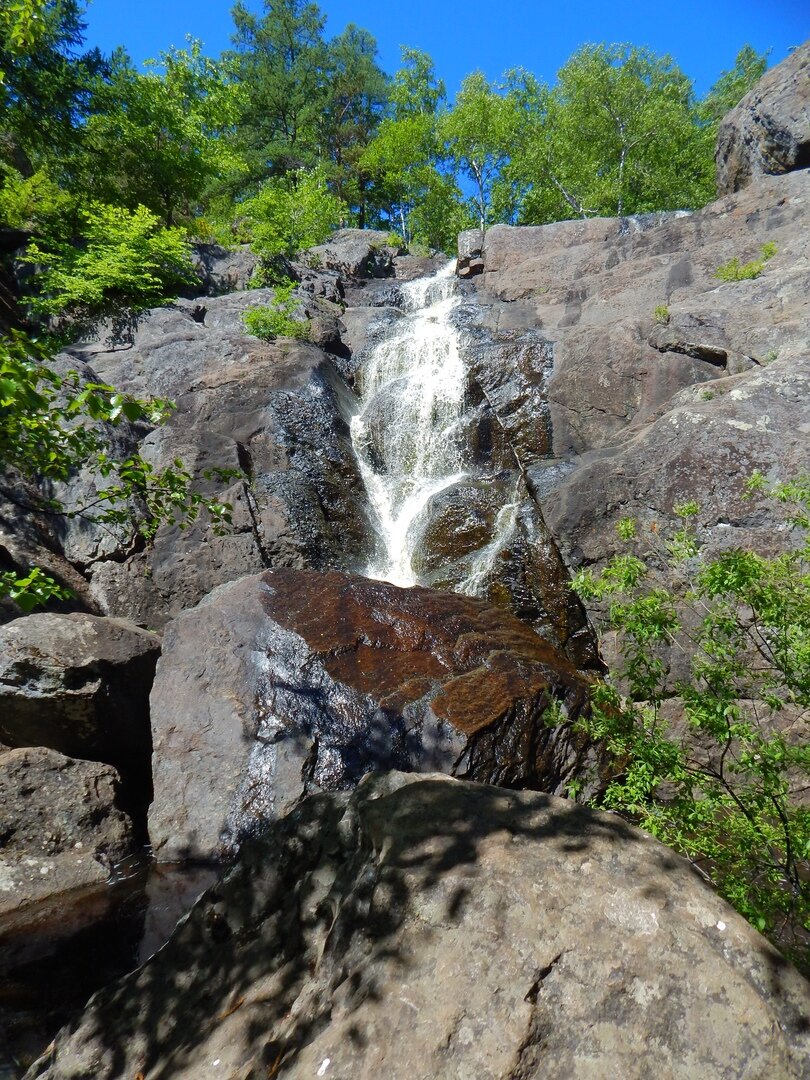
xmin=350 ymin=262 xmax=471 ymax=586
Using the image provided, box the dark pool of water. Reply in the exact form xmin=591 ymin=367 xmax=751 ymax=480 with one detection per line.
xmin=0 ymin=860 xmax=217 ymax=1077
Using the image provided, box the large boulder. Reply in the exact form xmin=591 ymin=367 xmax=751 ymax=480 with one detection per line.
xmin=0 ymin=613 xmax=160 ymax=824
xmin=28 ymin=772 xmax=810 ymax=1079
xmin=148 ymin=569 xmax=594 ymax=862
xmin=716 ymin=43 xmax=810 ymax=196
xmin=59 ymin=293 xmax=374 ymax=627
xmin=0 ymin=747 xmax=133 ymax=917
xmin=305 ymin=228 xmax=403 ymax=279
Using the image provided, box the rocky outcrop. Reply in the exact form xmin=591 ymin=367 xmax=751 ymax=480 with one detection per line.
xmin=0 ymin=614 xmax=160 ymax=825
xmin=148 ymin=569 xmax=595 ymax=862
xmin=189 ymin=242 xmax=259 ymax=295
xmin=717 ymin=43 xmax=810 ymax=195
xmin=57 ymin=292 xmax=373 ymax=628
xmin=28 ymin=772 xmax=810 ymax=1079
xmin=0 ymin=748 xmax=133 ymax=916
xmin=457 ymin=170 xmax=809 ymax=577
xmin=306 ymin=227 xmax=403 ymax=278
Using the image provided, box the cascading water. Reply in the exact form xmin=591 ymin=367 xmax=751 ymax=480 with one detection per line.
xmin=350 ymin=262 xmax=469 ymax=586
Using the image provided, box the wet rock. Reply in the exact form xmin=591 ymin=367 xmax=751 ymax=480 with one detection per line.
xmin=148 ymin=569 xmax=595 ymax=862
xmin=29 ymin=772 xmax=810 ymax=1080
xmin=60 ymin=297 xmax=373 ymax=627
xmin=414 ymin=478 xmax=600 ymax=669
xmin=0 ymin=747 xmax=133 ymax=917
xmin=393 ymin=252 xmax=448 ymax=280
xmin=0 ymin=614 xmax=160 ymax=826
xmin=716 ymin=43 xmax=810 ymax=195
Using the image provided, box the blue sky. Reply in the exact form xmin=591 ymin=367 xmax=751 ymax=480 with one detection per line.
xmin=80 ymin=0 xmax=808 ymax=98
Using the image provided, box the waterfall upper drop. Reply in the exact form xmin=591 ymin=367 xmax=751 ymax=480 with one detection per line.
xmin=350 ymin=262 xmax=467 ymax=586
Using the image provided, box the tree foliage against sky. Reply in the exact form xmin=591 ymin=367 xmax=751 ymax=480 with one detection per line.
xmin=0 ymin=1 xmax=769 ymax=263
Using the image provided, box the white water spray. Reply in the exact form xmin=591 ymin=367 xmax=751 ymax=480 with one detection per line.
xmin=351 ymin=263 xmax=468 ymax=586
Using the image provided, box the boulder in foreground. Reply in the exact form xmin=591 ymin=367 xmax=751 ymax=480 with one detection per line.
xmin=149 ymin=569 xmax=594 ymax=861
xmin=28 ymin=773 xmax=810 ymax=1079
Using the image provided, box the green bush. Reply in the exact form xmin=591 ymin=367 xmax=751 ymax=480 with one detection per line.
xmin=24 ymin=202 xmax=197 ymax=341
xmin=240 ymin=168 xmax=345 ymax=261
xmin=715 ymin=242 xmax=777 ymax=282
xmin=572 ymin=480 xmax=810 ymax=966
xmin=242 ymin=281 xmax=309 ymax=341
xmin=653 ymin=304 xmax=670 ymax=324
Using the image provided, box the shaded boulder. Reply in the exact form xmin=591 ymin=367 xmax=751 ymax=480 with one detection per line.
xmin=716 ymin=43 xmax=810 ymax=195
xmin=148 ymin=569 xmax=594 ymax=862
xmin=0 ymin=614 xmax=160 ymax=825
xmin=189 ymin=242 xmax=258 ymax=295
xmin=0 ymin=748 xmax=133 ymax=917
xmin=29 ymin=772 xmax=810 ymax=1079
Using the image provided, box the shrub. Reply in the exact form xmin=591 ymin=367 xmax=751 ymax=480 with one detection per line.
xmin=242 ymin=281 xmax=309 ymax=341
xmin=572 ymin=480 xmax=810 ymax=966
xmin=715 ymin=242 xmax=777 ymax=282
xmin=23 ymin=202 xmax=197 ymax=341
xmin=0 ymin=332 xmax=233 ymax=610
xmin=653 ymin=304 xmax=670 ymax=324
xmin=240 ymin=168 xmax=346 ymax=261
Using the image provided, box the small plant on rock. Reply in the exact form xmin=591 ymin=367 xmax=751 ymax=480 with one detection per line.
xmin=715 ymin=242 xmax=777 ymax=282
xmin=653 ymin=304 xmax=670 ymax=324
xmin=242 ymin=280 xmax=310 ymax=341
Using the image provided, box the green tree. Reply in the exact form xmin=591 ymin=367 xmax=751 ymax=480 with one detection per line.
xmin=572 ymin=483 xmax=810 ymax=965
xmin=361 ymin=47 xmax=466 ymax=249
xmin=240 ymin=166 xmax=345 ymax=262
xmin=23 ymin=202 xmax=197 ymax=340
xmin=440 ymin=71 xmax=514 ymax=230
xmin=319 ymin=24 xmax=388 ymax=226
xmin=514 ymin=44 xmax=714 ymax=223
xmin=228 ymin=0 xmax=327 ymax=182
xmin=699 ymin=45 xmax=769 ymax=126
xmin=0 ymin=0 xmax=104 ymax=169
xmin=78 ymin=40 xmax=244 ymax=226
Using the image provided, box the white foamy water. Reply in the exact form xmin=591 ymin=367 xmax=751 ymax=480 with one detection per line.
xmin=351 ymin=262 xmax=468 ymax=586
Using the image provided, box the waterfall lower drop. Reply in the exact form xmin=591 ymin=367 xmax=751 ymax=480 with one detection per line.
xmin=351 ymin=262 xmax=469 ymax=586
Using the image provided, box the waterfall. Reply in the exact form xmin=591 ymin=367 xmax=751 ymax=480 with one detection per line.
xmin=350 ymin=262 xmax=469 ymax=586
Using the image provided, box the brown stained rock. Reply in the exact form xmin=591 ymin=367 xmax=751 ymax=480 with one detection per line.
xmin=30 ymin=773 xmax=810 ymax=1080
xmin=716 ymin=43 xmax=810 ymax=195
xmin=0 ymin=747 xmax=133 ymax=916
xmin=148 ymin=570 xmax=594 ymax=862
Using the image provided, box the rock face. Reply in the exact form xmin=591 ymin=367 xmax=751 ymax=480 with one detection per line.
xmin=717 ymin=43 xmax=810 ymax=195
xmin=0 ymin=614 xmax=160 ymax=825
xmin=29 ymin=773 xmax=810 ymax=1080
xmin=306 ymin=227 xmax=403 ymax=278
xmin=58 ymin=292 xmax=373 ymax=628
xmin=148 ymin=569 xmax=594 ymax=862
xmin=0 ymin=747 xmax=133 ymax=916
xmin=459 ymin=169 xmax=809 ymax=579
